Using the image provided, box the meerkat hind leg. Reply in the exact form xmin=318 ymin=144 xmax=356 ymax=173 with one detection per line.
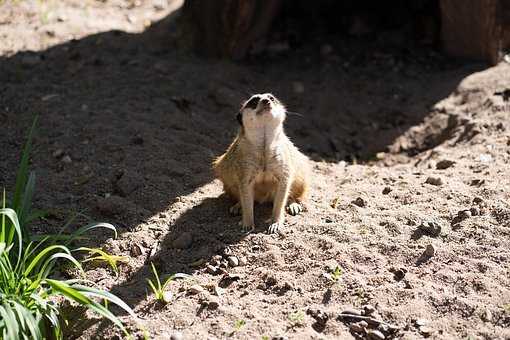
xmin=239 ymin=182 xmax=255 ymax=234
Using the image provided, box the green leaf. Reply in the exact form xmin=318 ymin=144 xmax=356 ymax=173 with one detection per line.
xmin=0 ymin=302 xmax=20 ymax=340
xmin=18 ymin=171 xmax=36 ymax=235
xmin=12 ymin=116 xmax=37 ymax=214
xmin=71 ymin=284 xmax=137 ymax=319
xmin=12 ymin=300 xmax=42 ymax=339
xmin=63 ymin=222 xmax=117 ymax=246
xmin=23 ymin=244 xmax=72 ymax=277
xmin=0 ymin=208 xmax=23 ymax=266
xmin=45 ymin=279 xmax=92 ymax=305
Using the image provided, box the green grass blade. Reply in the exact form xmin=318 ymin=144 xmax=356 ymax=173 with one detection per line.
xmin=47 ymin=280 xmax=130 ymax=337
xmin=72 ymin=284 xmax=137 ymax=319
xmin=18 ymin=171 xmax=35 ymax=235
xmin=0 ymin=302 xmax=19 ymax=340
xmin=146 ymin=279 xmax=158 ymax=297
xmin=45 ymin=279 xmax=92 ymax=305
xmin=0 ymin=208 xmax=23 ymax=266
xmin=39 ymin=252 xmax=84 ymax=280
xmin=13 ymin=300 xmax=42 ymax=339
xmin=150 ymin=262 xmax=162 ymax=292
xmin=23 ymin=245 xmax=71 ymax=277
xmin=63 ymin=222 xmax=117 ymax=246
xmin=162 ymin=273 xmax=190 ymax=291
xmin=1 ymin=190 xmax=5 ymax=243
xmin=12 ymin=116 xmax=38 ymax=213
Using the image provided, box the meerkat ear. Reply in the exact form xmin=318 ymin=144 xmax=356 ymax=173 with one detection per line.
xmin=237 ymin=112 xmax=243 ymax=125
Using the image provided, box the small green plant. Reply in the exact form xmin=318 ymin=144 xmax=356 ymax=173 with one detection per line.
xmin=0 ymin=206 xmax=136 ymax=339
xmin=502 ymin=304 xmax=510 ymax=313
xmin=79 ymin=247 xmax=129 ymax=275
xmin=330 ymin=266 xmax=343 ymax=282
xmin=288 ymin=310 xmax=305 ymax=326
xmin=146 ymin=262 xmax=190 ymax=303
xmin=229 ymin=319 xmax=246 ymax=336
xmin=0 ymin=117 xmax=137 ymax=339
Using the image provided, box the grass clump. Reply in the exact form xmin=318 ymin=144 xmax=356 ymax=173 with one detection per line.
xmin=0 ymin=118 xmax=137 ymax=339
xmin=146 ymin=262 xmax=190 ymax=303
xmin=79 ymin=247 xmax=129 ymax=275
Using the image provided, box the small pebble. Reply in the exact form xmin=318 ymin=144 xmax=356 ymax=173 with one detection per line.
xmin=423 ymin=244 xmax=436 ymax=257
xmin=415 ymin=319 xmax=428 ymax=326
xmin=367 ymin=329 xmax=385 ymax=340
xmin=473 ymin=196 xmax=484 ymax=204
xmin=61 ymin=155 xmax=72 ymax=164
xmin=479 ymin=153 xmax=492 ymax=163
xmin=206 ymin=264 xmax=218 ymax=274
xmin=170 ymin=331 xmax=183 ymax=340
xmin=352 ymin=197 xmax=366 ymax=208
xmin=340 ymin=308 xmax=362 ymax=316
xmin=436 ymin=159 xmax=455 ymax=170
xmin=390 ymin=267 xmax=406 ymax=281
xmin=419 ymin=325 xmax=433 ymax=336
xmin=130 ymin=244 xmax=144 ymax=257
xmin=457 ymin=210 xmax=472 ymax=220
xmin=162 ymin=291 xmax=173 ymax=303
xmin=350 ymin=322 xmax=365 ymax=333
xmin=227 ymin=256 xmax=239 ymax=267
xmin=363 ymin=304 xmax=376 ymax=315
xmin=425 ymin=176 xmax=443 ymax=186
xmin=419 ymin=221 xmax=442 ymax=236
xmin=238 ymin=256 xmax=248 ymax=266
xmin=207 ymin=295 xmax=220 ymax=309
xmin=382 ymin=187 xmax=392 ymax=195
xmin=188 ymin=285 xmax=205 ymax=295
xmin=481 ymin=309 xmax=492 ymax=322
xmin=470 ymin=207 xmax=480 ymax=216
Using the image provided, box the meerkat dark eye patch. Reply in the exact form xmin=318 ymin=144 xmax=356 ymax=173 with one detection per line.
xmin=245 ymin=96 xmax=260 ymax=109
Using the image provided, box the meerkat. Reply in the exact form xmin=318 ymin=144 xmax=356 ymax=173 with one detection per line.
xmin=212 ymin=93 xmax=310 ymax=234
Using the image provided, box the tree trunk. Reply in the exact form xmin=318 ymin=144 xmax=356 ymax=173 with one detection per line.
xmin=440 ymin=0 xmax=509 ymax=64
xmin=178 ymin=0 xmax=282 ymax=59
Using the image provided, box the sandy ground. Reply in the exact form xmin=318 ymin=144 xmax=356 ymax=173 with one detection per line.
xmin=1 ymin=1 xmax=510 ymax=339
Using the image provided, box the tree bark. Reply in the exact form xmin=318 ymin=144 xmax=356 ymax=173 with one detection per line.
xmin=178 ymin=0 xmax=282 ymax=59
xmin=440 ymin=0 xmax=509 ymax=64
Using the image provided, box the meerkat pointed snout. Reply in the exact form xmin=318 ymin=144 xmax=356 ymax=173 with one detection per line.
xmin=213 ymin=93 xmax=310 ymax=234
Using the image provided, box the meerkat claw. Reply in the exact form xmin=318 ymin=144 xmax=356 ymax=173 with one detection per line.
xmin=267 ymin=221 xmax=282 ymax=234
xmin=238 ymin=220 xmax=254 ymax=234
xmin=287 ymin=202 xmax=302 ymax=216
xmin=229 ymin=202 xmax=241 ymax=216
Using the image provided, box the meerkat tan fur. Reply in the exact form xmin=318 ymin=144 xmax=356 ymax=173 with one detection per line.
xmin=212 ymin=93 xmax=310 ymax=234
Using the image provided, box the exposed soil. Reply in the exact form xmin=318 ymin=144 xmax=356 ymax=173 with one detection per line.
xmin=1 ymin=1 xmax=510 ymax=339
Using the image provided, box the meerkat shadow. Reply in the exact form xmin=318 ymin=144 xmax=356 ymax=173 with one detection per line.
xmin=108 ymin=194 xmax=251 ymax=304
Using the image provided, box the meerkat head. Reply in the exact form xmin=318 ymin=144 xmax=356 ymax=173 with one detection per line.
xmin=237 ymin=93 xmax=286 ymax=130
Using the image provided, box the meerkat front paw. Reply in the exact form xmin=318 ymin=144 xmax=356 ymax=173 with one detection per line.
xmin=287 ymin=202 xmax=303 ymax=216
xmin=267 ymin=221 xmax=283 ymax=234
xmin=229 ymin=202 xmax=241 ymax=216
xmin=238 ymin=220 xmax=255 ymax=234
